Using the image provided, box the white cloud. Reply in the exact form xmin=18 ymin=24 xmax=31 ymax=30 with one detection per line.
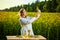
xmin=0 ymin=0 xmax=44 ymax=10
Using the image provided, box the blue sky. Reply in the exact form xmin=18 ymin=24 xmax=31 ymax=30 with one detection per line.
xmin=0 ymin=0 xmax=45 ymax=10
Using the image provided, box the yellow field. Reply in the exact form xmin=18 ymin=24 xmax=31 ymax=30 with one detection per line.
xmin=0 ymin=12 xmax=60 ymax=24
xmin=0 ymin=12 xmax=60 ymax=40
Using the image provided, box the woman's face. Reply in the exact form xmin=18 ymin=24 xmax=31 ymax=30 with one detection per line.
xmin=22 ymin=9 xmax=26 ymax=16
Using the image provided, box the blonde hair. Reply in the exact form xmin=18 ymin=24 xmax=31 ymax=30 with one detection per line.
xmin=19 ymin=8 xmax=25 ymax=16
xmin=19 ymin=8 xmax=25 ymax=13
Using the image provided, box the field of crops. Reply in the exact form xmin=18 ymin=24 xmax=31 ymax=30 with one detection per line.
xmin=0 ymin=12 xmax=60 ymax=40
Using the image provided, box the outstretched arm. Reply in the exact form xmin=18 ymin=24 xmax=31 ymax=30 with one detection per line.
xmin=29 ymin=8 xmax=41 ymax=23
xmin=35 ymin=7 xmax=41 ymax=19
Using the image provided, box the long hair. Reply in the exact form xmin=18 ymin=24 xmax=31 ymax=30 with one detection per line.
xmin=19 ymin=8 xmax=25 ymax=17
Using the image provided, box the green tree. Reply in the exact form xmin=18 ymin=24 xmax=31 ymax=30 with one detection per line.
xmin=51 ymin=0 xmax=58 ymax=12
xmin=43 ymin=0 xmax=52 ymax=12
xmin=56 ymin=5 xmax=60 ymax=12
xmin=56 ymin=0 xmax=60 ymax=4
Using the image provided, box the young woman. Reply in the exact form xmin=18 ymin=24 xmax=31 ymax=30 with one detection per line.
xmin=19 ymin=8 xmax=41 ymax=36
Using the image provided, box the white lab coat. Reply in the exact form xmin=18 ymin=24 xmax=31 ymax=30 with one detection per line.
xmin=19 ymin=16 xmax=40 ymax=36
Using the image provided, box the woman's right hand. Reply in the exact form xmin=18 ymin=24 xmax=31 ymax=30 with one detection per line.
xmin=36 ymin=7 xmax=41 ymax=13
xmin=36 ymin=7 xmax=41 ymax=18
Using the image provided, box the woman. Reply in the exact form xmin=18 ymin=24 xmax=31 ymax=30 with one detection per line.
xmin=19 ymin=8 xmax=41 ymax=36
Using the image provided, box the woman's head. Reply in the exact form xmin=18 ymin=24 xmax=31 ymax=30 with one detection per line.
xmin=19 ymin=8 xmax=26 ymax=17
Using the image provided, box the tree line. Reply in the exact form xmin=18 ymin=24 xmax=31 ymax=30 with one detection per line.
xmin=0 ymin=0 xmax=60 ymax=12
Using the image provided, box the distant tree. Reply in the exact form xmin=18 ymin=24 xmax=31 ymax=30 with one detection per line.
xmin=27 ymin=3 xmax=30 ymax=12
xmin=15 ymin=6 xmax=20 ymax=11
xmin=51 ymin=0 xmax=58 ymax=12
xmin=39 ymin=2 xmax=45 ymax=12
xmin=4 ymin=8 xmax=9 ymax=11
xmin=56 ymin=0 xmax=60 ymax=12
xmin=56 ymin=5 xmax=60 ymax=12
xmin=56 ymin=0 xmax=60 ymax=4
xmin=43 ymin=0 xmax=52 ymax=12
xmin=31 ymin=3 xmax=36 ymax=12
xmin=43 ymin=0 xmax=58 ymax=12
xmin=35 ymin=0 xmax=40 ymax=7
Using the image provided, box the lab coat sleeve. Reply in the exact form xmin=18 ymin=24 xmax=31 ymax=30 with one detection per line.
xmin=29 ymin=14 xmax=40 ymax=23
xmin=20 ymin=16 xmax=39 ymax=24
